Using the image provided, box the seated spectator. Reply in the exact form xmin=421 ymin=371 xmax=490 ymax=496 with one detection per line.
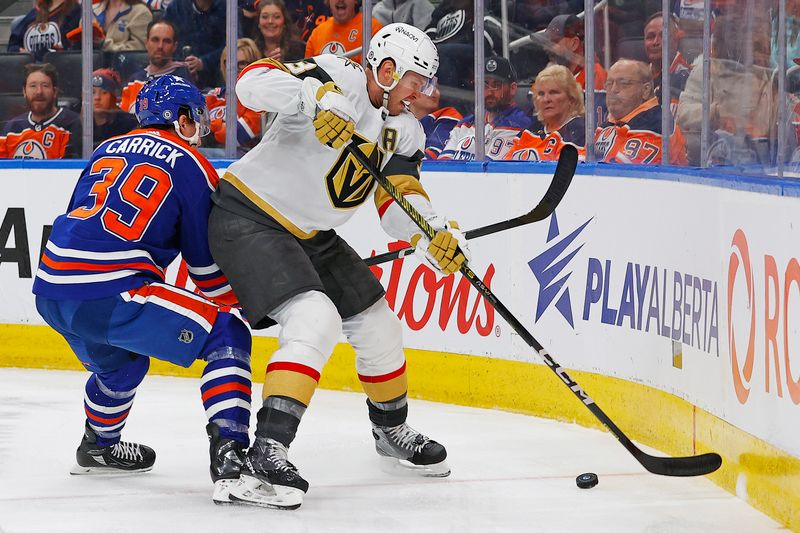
xmin=119 ymin=19 xmax=193 ymax=112
xmin=92 ymin=68 xmax=138 ymax=149
xmin=7 ymin=0 xmax=81 ymax=62
xmin=252 ymin=0 xmax=306 ymax=62
xmin=305 ymin=0 xmax=382 ymax=63
xmin=408 ymin=87 xmax=463 ymax=159
xmin=676 ymin=14 xmax=775 ymax=166
xmin=203 ymin=38 xmax=264 ymax=156
xmin=643 ymin=11 xmax=690 ymax=109
xmin=439 ymin=56 xmax=532 ymax=161
xmin=373 ymin=0 xmax=434 ymax=31
xmin=0 ymin=63 xmax=81 ymax=159
xmin=771 ymin=0 xmax=800 ymax=69
xmin=595 ymin=59 xmax=687 ymax=165
xmin=93 ymin=0 xmax=153 ymax=52
xmin=543 ymin=14 xmax=606 ymax=91
xmin=164 ymin=0 xmax=226 ymax=89
xmin=506 ymin=64 xmax=586 ymax=161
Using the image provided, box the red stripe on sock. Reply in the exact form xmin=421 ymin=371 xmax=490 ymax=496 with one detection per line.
xmin=267 ymin=361 xmax=321 ymax=382
xmin=85 ymin=407 xmax=129 ymax=425
xmin=201 ymin=382 xmax=252 ymax=402
xmin=358 ymin=362 xmax=407 ymax=383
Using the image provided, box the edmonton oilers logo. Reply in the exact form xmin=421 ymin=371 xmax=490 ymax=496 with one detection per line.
xmin=13 ymin=140 xmax=47 ymax=159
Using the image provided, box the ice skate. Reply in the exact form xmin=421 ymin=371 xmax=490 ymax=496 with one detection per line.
xmin=228 ymin=436 xmax=307 ymax=510
xmin=206 ymin=423 xmax=247 ymax=505
xmin=70 ymin=422 xmax=156 ymax=475
xmin=372 ymin=422 xmax=450 ymax=477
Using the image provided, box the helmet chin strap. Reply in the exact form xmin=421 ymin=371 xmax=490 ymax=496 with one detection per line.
xmin=371 ymin=64 xmax=398 ymax=111
xmin=173 ymin=119 xmax=200 ymax=146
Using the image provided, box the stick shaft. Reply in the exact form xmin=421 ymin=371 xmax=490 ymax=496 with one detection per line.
xmin=346 ymin=144 xmax=721 ymax=477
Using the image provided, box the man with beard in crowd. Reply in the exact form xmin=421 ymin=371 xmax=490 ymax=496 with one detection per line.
xmin=439 ymin=56 xmax=531 ymax=160
xmin=0 ymin=63 xmax=81 ymax=159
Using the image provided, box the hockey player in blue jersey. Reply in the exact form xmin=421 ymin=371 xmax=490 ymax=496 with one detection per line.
xmin=32 ymin=75 xmax=252 ymax=504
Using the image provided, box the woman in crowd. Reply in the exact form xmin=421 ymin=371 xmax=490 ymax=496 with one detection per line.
xmin=252 ymin=0 xmax=306 ymax=62
xmin=92 ymin=0 xmax=153 ymax=52
xmin=202 ymin=38 xmax=264 ymax=157
xmin=7 ymin=0 xmax=81 ymax=61
xmin=506 ymin=64 xmax=586 ymax=161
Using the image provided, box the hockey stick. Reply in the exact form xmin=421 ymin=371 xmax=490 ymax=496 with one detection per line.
xmin=346 ymin=143 xmax=722 ymax=477
xmin=364 ymin=146 xmax=577 ymax=266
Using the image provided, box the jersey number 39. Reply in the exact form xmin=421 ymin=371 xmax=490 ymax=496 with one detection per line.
xmin=67 ymin=156 xmax=172 ymax=242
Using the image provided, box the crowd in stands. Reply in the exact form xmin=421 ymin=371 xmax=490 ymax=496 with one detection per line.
xmin=0 ymin=0 xmax=796 ymax=172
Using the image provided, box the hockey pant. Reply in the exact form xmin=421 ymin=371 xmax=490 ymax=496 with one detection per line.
xmin=35 ymin=282 xmax=252 ymax=446
xmin=257 ymin=291 xmax=408 ymax=446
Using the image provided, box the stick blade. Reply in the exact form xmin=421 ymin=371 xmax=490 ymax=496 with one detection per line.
xmin=528 ymin=144 xmax=578 ymax=220
xmin=637 ymin=451 xmax=722 ymax=477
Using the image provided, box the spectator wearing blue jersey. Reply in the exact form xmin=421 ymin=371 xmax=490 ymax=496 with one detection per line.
xmin=33 ymin=75 xmax=253 ymax=505
xmin=164 ymin=0 xmax=227 ymax=89
xmin=7 ymin=0 xmax=81 ymax=61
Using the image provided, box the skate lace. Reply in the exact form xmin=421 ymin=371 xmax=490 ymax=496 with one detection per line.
xmin=266 ymin=441 xmax=298 ymax=473
xmin=111 ymin=441 xmax=143 ymax=462
xmin=387 ymin=424 xmax=428 ymax=453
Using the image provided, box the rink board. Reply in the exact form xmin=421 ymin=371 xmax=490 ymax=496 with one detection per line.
xmin=0 ymin=161 xmax=798 ymax=531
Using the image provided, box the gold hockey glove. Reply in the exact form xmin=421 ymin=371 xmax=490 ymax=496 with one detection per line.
xmin=411 ymin=221 xmax=471 ymax=275
xmin=300 ymin=79 xmax=356 ymax=149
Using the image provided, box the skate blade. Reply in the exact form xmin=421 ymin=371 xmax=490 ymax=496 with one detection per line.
xmin=378 ymin=455 xmax=451 ymax=478
xmin=212 ymin=479 xmax=238 ymax=505
xmin=227 ymin=475 xmax=303 ymax=510
xmin=70 ymin=464 xmax=153 ymax=476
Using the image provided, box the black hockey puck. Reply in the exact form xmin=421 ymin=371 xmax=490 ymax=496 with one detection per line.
xmin=576 ymin=472 xmax=598 ymax=489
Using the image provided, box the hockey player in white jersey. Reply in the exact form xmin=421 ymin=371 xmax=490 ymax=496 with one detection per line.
xmin=208 ymin=23 xmax=470 ymax=509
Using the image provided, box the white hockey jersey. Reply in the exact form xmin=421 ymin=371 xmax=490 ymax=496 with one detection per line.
xmin=225 ymin=55 xmax=429 ymax=238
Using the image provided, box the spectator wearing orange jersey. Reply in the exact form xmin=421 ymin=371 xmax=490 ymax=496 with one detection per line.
xmin=595 ymin=59 xmax=687 ymax=165
xmin=543 ymin=14 xmax=606 ymax=92
xmin=202 ymin=38 xmax=264 ymax=157
xmin=305 ymin=0 xmax=382 ymax=63
xmin=0 ymin=63 xmax=81 ymax=159
xmin=506 ymin=64 xmax=586 ymax=162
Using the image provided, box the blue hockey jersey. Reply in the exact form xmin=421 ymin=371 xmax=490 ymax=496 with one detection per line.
xmin=32 ymin=128 xmax=236 ymax=305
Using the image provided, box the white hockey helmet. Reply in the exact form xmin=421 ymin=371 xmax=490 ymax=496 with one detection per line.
xmin=367 ymin=23 xmax=439 ymax=93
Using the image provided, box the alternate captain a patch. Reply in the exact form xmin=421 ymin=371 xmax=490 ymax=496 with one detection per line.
xmin=324 ymin=133 xmax=385 ymax=209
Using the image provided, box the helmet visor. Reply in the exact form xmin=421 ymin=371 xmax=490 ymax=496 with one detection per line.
xmin=192 ymin=104 xmax=211 ymax=137
xmin=419 ymin=76 xmax=438 ymax=97
xmin=396 ymin=71 xmax=438 ymax=97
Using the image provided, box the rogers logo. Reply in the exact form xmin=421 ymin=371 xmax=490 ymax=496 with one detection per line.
xmin=727 ymin=228 xmax=800 ymax=405
xmin=370 ymin=241 xmax=495 ymax=336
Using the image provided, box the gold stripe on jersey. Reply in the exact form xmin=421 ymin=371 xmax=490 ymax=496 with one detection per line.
xmin=325 ymin=133 xmax=385 ymax=209
xmin=263 ymin=369 xmax=319 ymax=405
xmin=373 ymin=174 xmax=430 ymax=211
xmin=249 ymin=57 xmax=291 ymax=73
xmin=361 ymin=372 xmax=408 ymax=403
xmin=222 ymin=171 xmax=319 ymax=239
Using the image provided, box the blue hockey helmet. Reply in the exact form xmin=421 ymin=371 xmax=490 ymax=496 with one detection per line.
xmin=135 ymin=75 xmax=210 ymax=137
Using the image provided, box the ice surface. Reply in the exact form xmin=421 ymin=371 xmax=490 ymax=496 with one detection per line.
xmin=0 ymin=369 xmax=785 ymax=533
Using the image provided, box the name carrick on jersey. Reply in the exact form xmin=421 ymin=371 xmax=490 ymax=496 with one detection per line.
xmin=33 ymin=128 xmax=235 ymax=304
xmin=223 ymin=54 xmax=428 ymax=237
xmin=438 ymin=105 xmax=532 ymax=161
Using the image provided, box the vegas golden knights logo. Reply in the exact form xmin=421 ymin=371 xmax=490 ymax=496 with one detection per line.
xmin=325 ymin=133 xmax=385 ymax=209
